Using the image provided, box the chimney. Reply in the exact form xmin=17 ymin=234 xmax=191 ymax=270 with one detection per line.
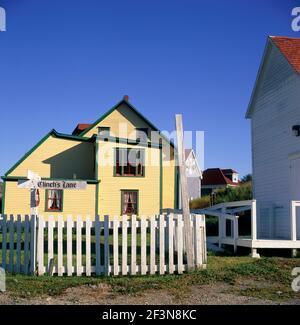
xmin=123 ymin=95 xmax=129 ymax=102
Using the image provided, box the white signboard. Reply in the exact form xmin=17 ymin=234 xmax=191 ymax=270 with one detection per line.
xmin=18 ymin=180 xmax=88 ymax=190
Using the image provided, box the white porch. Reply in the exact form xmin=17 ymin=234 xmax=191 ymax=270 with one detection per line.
xmin=164 ymin=200 xmax=300 ymax=258
xmin=199 ymin=200 xmax=300 ymax=258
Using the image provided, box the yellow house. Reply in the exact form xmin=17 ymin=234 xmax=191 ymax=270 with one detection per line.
xmin=1 ymin=97 xmax=179 ymax=218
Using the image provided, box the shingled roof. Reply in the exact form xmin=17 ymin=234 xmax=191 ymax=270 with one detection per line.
xmin=202 ymin=168 xmax=238 ymax=186
xmin=271 ymin=36 xmax=300 ymax=75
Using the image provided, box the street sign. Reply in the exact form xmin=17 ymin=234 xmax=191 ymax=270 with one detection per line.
xmin=18 ymin=179 xmax=87 ymax=190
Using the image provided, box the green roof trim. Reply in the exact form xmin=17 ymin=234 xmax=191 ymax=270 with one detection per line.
xmin=79 ymin=99 xmax=175 ymax=147
xmin=4 ymin=129 xmax=96 ymax=177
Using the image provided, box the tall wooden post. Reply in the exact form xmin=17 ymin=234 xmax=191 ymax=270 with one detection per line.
xmin=175 ymin=114 xmax=194 ymax=270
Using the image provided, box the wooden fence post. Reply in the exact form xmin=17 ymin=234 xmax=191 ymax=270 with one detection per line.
xmin=175 ymin=114 xmax=194 ymax=270
xmin=30 ymin=215 xmax=37 ymax=274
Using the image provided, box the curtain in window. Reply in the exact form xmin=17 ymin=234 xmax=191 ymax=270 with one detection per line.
xmin=47 ymin=190 xmax=62 ymax=210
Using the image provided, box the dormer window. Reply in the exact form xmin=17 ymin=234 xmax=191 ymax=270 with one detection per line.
xmin=136 ymin=128 xmax=148 ymax=143
xmin=98 ymin=127 xmax=110 ymax=137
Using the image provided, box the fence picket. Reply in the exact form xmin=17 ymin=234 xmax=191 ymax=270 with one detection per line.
xmin=37 ymin=216 xmax=45 ymax=275
xmin=122 ymin=215 xmax=128 ymax=275
xmin=150 ymin=216 xmax=156 ymax=275
xmin=47 ymin=216 xmax=54 ymax=274
xmin=104 ymin=215 xmax=110 ymax=276
xmin=131 ymin=215 xmax=137 ymax=275
xmin=194 ymin=215 xmax=202 ymax=268
xmin=30 ymin=215 xmax=37 ymax=274
xmin=168 ymin=214 xmax=174 ymax=274
xmin=95 ymin=215 xmax=101 ymax=276
xmin=23 ymin=215 xmax=29 ymax=274
xmin=67 ymin=216 xmax=73 ymax=276
xmin=141 ymin=216 xmax=147 ymax=275
xmin=159 ymin=214 xmax=165 ymax=275
xmin=113 ymin=216 xmax=119 ymax=276
xmin=9 ymin=215 xmax=14 ymax=273
xmin=24 ymin=215 xmax=30 ymax=275
xmin=76 ymin=215 xmax=82 ymax=276
xmin=16 ymin=215 xmax=22 ymax=274
xmin=177 ymin=215 xmax=184 ymax=274
xmin=57 ymin=216 xmax=63 ymax=276
xmin=1 ymin=215 xmax=7 ymax=270
xmin=85 ymin=216 xmax=91 ymax=276
xmin=0 ymin=213 xmax=206 ymax=277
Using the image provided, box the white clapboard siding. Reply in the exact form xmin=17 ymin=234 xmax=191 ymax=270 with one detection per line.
xmin=0 ymin=214 xmax=207 ymax=276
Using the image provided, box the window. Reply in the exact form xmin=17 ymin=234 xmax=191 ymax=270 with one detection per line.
xmin=121 ymin=190 xmax=138 ymax=215
xmin=136 ymin=128 xmax=148 ymax=143
xmin=45 ymin=190 xmax=63 ymax=212
xmin=115 ymin=148 xmax=145 ymax=177
xmin=98 ymin=127 xmax=110 ymax=137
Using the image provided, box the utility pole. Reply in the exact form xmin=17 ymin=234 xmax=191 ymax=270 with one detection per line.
xmin=175 ymin=114 xmax=194 ymax=270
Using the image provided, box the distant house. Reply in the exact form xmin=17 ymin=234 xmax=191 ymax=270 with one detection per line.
xmin=246 ymin=36 xmax=300 ymax=239
xmin=178 ymin=149 xmax=202 ymax=207
xmin=185 ymin=149 xmax=202 ymax=200
xmin=201 ymin=168 xmax=239 ymax=196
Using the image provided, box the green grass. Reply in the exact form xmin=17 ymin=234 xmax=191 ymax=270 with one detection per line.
xmin=4 ymin=256 xmax=300 ymax=302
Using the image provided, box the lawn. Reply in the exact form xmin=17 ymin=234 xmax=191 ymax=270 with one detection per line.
xmin=3 ymin=255 xmax=300 ymax=302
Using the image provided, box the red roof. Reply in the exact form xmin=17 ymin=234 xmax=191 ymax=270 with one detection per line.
xmin=72 ymin=123 xmax=91 ymax=135
xmin=271 ymin=36 xmax=300 ymax=75
xmin=202 ymin=168 xmax=238 ymax=186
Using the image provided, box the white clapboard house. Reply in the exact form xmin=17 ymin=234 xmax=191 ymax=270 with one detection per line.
xmin=178 ymin=149 xmax=202 ymax=209
xmin=185 ymin=149 xmax=202 ymax=200
xmin=246 ymin=36 xmax=300 ymax=240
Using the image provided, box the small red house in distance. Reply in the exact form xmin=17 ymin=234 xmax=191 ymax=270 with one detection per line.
xmin=201 ymin=168 xmax=239 ymax=196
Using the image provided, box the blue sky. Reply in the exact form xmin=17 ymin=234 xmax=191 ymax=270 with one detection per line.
xmin=0 ymin=0 xmax=298 ymax=178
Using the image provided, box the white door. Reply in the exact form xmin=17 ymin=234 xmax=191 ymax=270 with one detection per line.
xmin=290 ymin=156 xmax=300 ymax=239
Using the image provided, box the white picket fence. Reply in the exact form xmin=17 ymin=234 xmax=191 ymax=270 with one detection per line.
xmin=0 ymin=214 xmax=206 ymax=276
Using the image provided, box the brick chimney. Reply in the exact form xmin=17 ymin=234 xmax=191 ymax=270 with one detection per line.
xmin=123 ymin=95 xmax=129 ymax=101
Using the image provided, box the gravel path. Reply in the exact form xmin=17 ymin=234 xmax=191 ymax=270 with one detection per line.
xmin=0 ymin=283 xmax=297 ymax=305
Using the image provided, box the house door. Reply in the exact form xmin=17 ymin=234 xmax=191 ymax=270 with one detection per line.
xmin=289 ymin=155 xmax=300 ymax=239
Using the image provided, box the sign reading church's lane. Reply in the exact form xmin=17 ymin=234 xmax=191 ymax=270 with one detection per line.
xmin=17 ymin=180 xmax=87 ymax=190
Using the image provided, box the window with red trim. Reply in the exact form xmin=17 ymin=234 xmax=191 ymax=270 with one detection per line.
xmin=121 ymin=190 xmax=138 ymax=215
xmin=115 ymin=148 xmax=145 ymax=177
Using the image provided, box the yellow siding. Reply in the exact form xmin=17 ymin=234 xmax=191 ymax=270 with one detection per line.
xmin=9 ymin=136 xmax=95 ymax=180
xmin=84 ymin=103 xmax=155 ymax=140
xmin=4 ymin=181 xmax=96 ymax=219
xmin=162 ymin=144 xmax=176 ymax=209
xmin=97 ymin=140 xmax=160 ymax=216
